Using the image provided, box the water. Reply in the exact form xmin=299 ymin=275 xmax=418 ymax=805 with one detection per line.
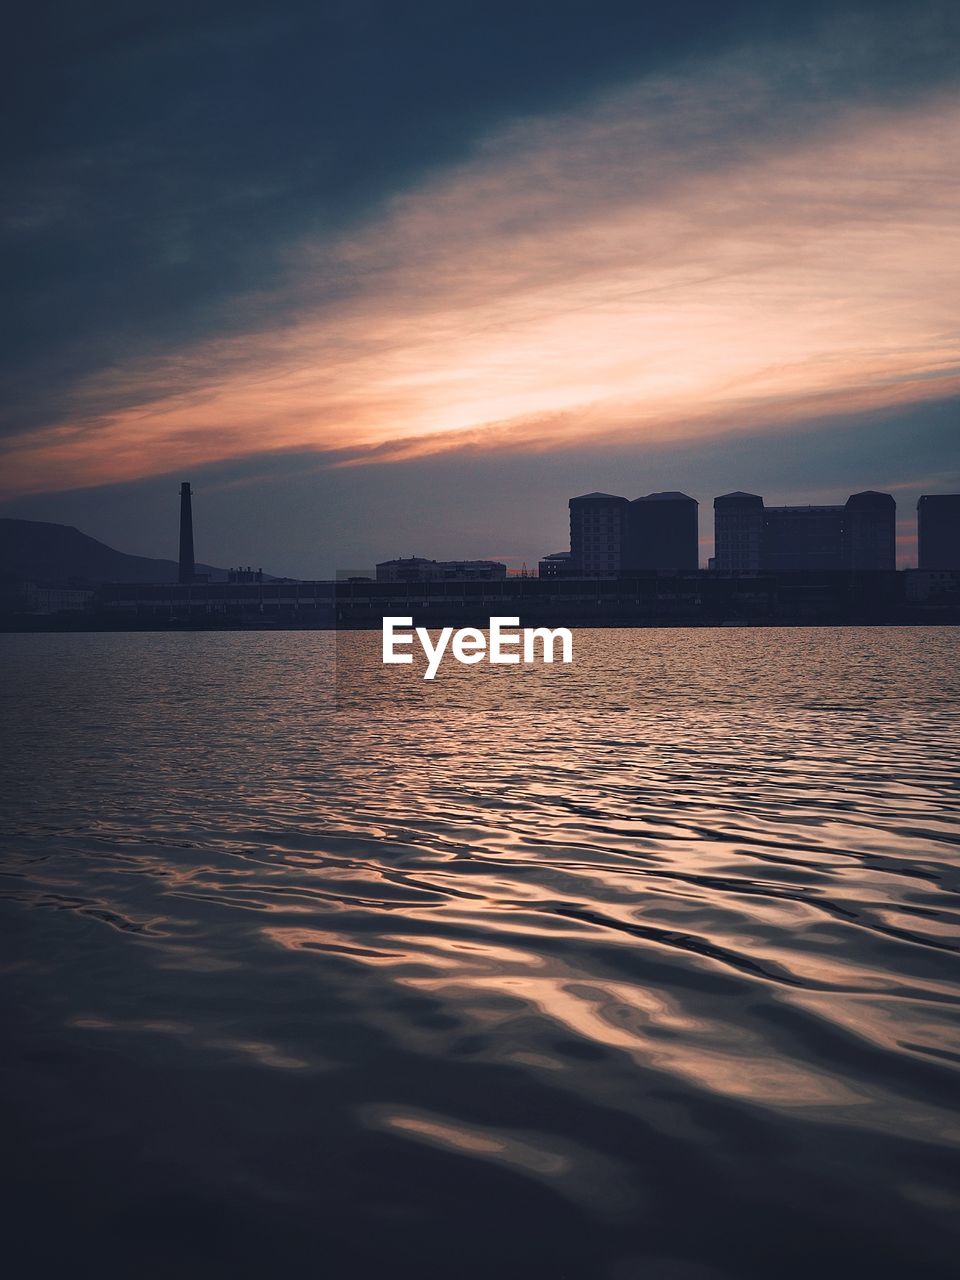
xmin=1 ymin=627 xmax=958 ymax=1279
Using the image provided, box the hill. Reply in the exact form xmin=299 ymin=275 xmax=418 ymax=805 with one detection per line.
xmin=0 ymin=517 xmax=228 ymax=585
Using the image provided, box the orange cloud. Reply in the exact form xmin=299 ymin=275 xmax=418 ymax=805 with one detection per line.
xmin=3 ymin=66 xmax=959 ymax=498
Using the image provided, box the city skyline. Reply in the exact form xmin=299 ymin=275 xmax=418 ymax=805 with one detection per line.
xmin=6 ymin=477 xmax=956 ymax=587
xmin=2 ymin=2 xmax=959 ymax=576
xmin=321 ymin=483 xmax=957 ymax=576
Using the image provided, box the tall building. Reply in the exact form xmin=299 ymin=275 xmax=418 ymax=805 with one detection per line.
xmin=569 ymin=493 xmax=629 ymax=573
xmin=713 ymin=492 xmax=763 ymax=570
xmin=918 ymin=494 xmax=960 ymax=569
xmin=843 ymin=491 xmax=896 ymax=570
xmin=627 ymin=492 xmax=699 ymax=569
xmin=761 ymin=505 xmax=844 ymax=572
xmin=713 ymin=490 xmax=896 ymax=572
xmin=376 ymin=556 xmax=436 ymax=582
xmin=178 ymin=481 xmax=195 ymax=584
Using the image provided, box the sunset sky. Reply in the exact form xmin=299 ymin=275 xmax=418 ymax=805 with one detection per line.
xmin=2 ymin=0 xmax=958 ymax=574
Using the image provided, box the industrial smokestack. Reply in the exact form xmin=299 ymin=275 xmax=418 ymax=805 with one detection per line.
xmin=178 ymin=482 xmax=195 ymax=584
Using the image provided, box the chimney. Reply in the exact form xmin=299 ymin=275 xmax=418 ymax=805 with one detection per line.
xmin=178 ymin=482 xmax=195 ymax=584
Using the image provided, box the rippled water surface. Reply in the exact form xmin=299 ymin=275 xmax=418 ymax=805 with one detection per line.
xmin=2 ymin=628 xmax=959 ymax=1279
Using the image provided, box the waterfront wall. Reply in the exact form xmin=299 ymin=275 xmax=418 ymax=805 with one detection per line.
xmin=4 ymin=570 xmax=958 ymax=629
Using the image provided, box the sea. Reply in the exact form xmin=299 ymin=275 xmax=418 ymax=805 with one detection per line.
xmin=1 ymin=627 xmax=958 ymax=1279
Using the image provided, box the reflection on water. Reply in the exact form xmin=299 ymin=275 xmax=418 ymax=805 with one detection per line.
xmin=1 ymin=627 xmax=958 ymax=1279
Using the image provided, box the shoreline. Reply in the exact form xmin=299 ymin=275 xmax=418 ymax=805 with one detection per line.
xmin=3 ymin=613 xmax=959 ymax=633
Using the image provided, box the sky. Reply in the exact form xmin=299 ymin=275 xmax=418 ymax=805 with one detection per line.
xmin=2 ymin=0 xmax=959 ymax=574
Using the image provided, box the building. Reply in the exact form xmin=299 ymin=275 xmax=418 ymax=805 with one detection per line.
xmin=376 ymin=557 xmax=435 ymax=582
xmin=714 ymin=490 xmax=896 ymax=572
xmin=918 ymin=494 xmax=960 ymax=569
xmin=538 ymin=552 xmax=573 ymax=578
xmin=713 ymin=492 xmax=763 ymax=571
xmin=568 ymin=489 xmax=698 ymax=572
xmin=624 ymin=492 xmax=698 ymax=570
xmin=0 ymin=581 xmax=94 ymax=614
xmin=842 ymin=491 xmax=896 ymax=570
xmin=375 ymin=557 xmax=507 ymax=583
xmin=228 ymin=566 xmax=264 ymax=584
xmin=905 ymin=569 xmax=960 ymax=604
xmin=436 ymin=560 xmax=508 ymax=580
xmin=178 ymin=481 xmax=195 ymax=584
xmin=761 ymin=505 xmax=844 ymax=572
xmin=569 ymin=493 xmax=629 ymax=574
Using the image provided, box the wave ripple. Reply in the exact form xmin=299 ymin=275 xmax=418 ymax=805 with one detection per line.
xmin=1 ymin=627 xmax=958 ymax=1279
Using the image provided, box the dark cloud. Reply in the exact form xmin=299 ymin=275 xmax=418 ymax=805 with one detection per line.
xmin=3 ymin=1 xmax=958 ymax=439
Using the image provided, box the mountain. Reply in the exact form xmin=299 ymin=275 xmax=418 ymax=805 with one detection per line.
xmin=0 ymin=518 xmax=229 ymax=585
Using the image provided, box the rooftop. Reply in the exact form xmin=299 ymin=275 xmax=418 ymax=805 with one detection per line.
xmin=569 ymin=491 xmax=627 ymax=503
xmin=634 ymin=491 xmax=697 ymax=503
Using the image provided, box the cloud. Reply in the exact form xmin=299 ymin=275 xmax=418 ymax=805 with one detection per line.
xmin=2 ymin=47 xmax=959 ymax=499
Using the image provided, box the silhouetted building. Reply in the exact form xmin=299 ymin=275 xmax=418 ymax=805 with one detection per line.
xmin=843 ymin=491 xmax=896 ymax=570
xmin=761 ymin=505 xmax=844 ymax=572
xmin=714 ymin=490 xmax=896 ymax=572
xmin=228 ymin=566 xmax=263 ymax=584
xmin=376 ymin=557 xmax=507 ymax=582
xmin=178 ymin=482 xmax=195 ymax=584
xmin=437 ymin=559 xmax=507 ymax=580
xmin=0 ymin=581 xmax=94 ymax=614
xmin=713 ymin=492 xmax=763 ymax=571
xmin=623 ymin=492 xmax=698 ymax=570
xmin=538 ymin=552 xmax=573 ymax=578
xmin=569 ymin=493 xmax=628 ymax=573
xmin=568 ymin=490 xmax=697 ymax=572
xmin=918 ymin=494 xmax=960 ymax=569
xmin=376 ymin=557 xmax=435 ymax=582
xmin=906 ymin=568 xmax=960 ymax=604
